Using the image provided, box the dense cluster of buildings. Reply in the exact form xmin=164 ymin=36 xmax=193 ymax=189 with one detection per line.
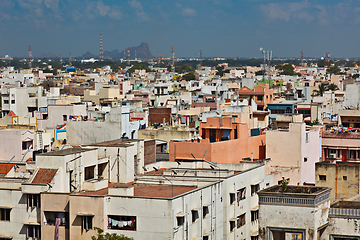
xmin=0 ymin=60 xmax=360 ymax=239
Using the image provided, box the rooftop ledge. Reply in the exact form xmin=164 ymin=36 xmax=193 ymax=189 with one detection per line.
xmin=329 ymin=201 xmax=360 ymax=218
xmin=258 ymin=185 xmax=331 ymax=207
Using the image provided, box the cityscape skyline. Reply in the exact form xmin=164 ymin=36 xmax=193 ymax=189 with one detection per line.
xmin=1 ymin=0 xmax=360 ymax=58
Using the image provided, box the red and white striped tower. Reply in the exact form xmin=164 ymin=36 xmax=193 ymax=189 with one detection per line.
xmin=99 ymin=34 xmax=104 ymax=61
xmin=28 ymin=45 xmax=32 ymax=68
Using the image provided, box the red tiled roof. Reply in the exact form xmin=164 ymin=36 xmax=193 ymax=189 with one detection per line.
xmin=32 ymin=169 xmax=58 ymax=184
xmin=7 ymin=110 xmax=16 ymax=116
xmin=0 ymin=163 xmax=15 ymax=177
xmin=71 ymin=145 xmax=82 ymax=149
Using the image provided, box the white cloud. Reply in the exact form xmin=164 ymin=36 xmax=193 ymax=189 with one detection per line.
xmin=97 ymin=1 xmax=110 ymax=16
xmin=182 ymin=8 xmax=197 ymax=17
xmin=108 ymin=6 xmax=123 ymax=20
xmin=128 ymin=0 xmax=150 ymax=21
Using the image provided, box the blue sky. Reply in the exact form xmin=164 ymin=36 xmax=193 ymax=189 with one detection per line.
xmin=1 ymin=0 xmax=360 ymax=58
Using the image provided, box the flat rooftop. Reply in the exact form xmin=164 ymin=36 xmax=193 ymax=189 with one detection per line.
xmin=39 ymin=148 xmax=95 ymax=156
xmin=84 ymin=139 xmax=142 ymax=147
xmin=78 ymin=182 xmax=197 ymax=198
xmin=331 ymin=201 xmax=360 ymax=209
xmin=259 ymin=185 xmax=329 ymax=195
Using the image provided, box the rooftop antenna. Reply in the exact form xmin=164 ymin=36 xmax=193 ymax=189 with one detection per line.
xmin=171 ymin=46 xmax=175 ymax=72
xmin=99 ymin=34 xmax=104 ymax=61
xmin=28 ymin=45 xmax=32 ymax=68
xmin=69 ymin=52 xmax=72 ymax=66
xmin=200 ymin=49 xmax=203 ymax=67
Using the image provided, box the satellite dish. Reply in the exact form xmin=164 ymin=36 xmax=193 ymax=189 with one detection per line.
xmin=260 ymin=47 xmax=263 ymax=51
xmin=19 ymin=171 xmax=25 ymax=178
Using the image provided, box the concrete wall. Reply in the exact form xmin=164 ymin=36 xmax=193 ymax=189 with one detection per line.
xmin=316 ymin=163 xmax=360 ymax=203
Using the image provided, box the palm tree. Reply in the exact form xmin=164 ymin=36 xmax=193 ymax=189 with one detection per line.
xmin=314 ymin=83 xmax=327 ymax=96
xmin=327 ymin=83 xmax=338 ymax=91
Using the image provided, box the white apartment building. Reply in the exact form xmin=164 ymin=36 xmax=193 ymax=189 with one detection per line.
xmin=1 ymin=86 xmax=47 ymax=118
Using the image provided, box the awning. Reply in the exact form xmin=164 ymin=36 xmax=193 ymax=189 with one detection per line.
xmin=191 ymin=207 xmax=202 ymax=211
xmin=0 ymin=206 xmax=12 ymax=209
xmin=229 ymin=217 xmax=237 ymax=221
xmin=251 ymin=180 xmax=262 ymax=185
xmin=22 ymin=191 xmax=41 ymax=194
xmin=76 ymin=212 xmax=94 ymax=216
xmin=0 ymin=235 xmax=12 ymax=239
xmin=251 ymin=206 xmax=259 ymax=211
xmin=23 ymin=222 xmax=40 ymax=225
xmin=176 ymin=212 xmax=185 ymax=217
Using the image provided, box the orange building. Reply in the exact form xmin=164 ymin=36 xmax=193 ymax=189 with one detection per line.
xmin=169 ymin=117 xmax=266 ymax=164
xmin=235 ymin=83 xmax=273 ymax=111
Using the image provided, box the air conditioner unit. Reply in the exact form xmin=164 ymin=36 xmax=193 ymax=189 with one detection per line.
xmin=329 ymin=153 xmax=337 ymax=159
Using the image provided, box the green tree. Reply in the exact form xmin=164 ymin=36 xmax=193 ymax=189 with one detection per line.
xmin=255 ymin=70 xmax=264 ymax=76
xmin=167 ymin=65 xmax=172 ymax=72
xmin=327 ymin=65 xmax=340 ymax=75
xmin=314 ymin=83 xmax=327 ymax=96
xmin=282 ymin=63 xmax=294 ymax=76
xmin=352 ymin=74 xmax=360 ymax=79
xmin=126 ymin=64 xmax=154 ymax=74
xmin=317 ymin=59 xmax=326 ymax=67
xmin=91 ymin=227 xmax=133 ymax=240
xmin=216 ymin=66 xmax=224 ymax=77
xmin=182 ymin=72 xmax=196 ymax=81
xmin=327 ymin=83 xmax=338 ymax=91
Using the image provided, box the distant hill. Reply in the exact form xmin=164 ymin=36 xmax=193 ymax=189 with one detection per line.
xmin=84 ymin=51 xmax=96 ymax=59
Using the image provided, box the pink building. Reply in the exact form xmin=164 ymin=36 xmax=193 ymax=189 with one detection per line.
xmin=169 ymin=117 xmax=266 ymax=164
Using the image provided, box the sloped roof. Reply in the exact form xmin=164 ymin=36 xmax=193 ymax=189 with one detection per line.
xmin=0 ymin=163 xmax=15 ymax=177
xmin=7 ymin=111 xmax=16 ymax=116
xmin=32 ymin=169 xmax=58 ymax=184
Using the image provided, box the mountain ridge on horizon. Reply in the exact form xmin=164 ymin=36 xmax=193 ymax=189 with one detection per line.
xmin=16 ymin=42 xmax=154 ymax=60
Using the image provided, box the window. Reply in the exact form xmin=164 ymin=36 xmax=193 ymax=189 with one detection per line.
xmin=44 ymin=211 xmax=68 ymax=227
xmin=203 ymin=236 xmax=209 ymax=240
xmin=177 ymin=216 xmax=184 ymax=227
xmin=82 ymin=216 xmax=93 ymax=230
xmin=63 ymin=115 xmax=67 ymax=121
xmin=191 ymin=210 xmax=199 ymax=223
xmin=230 ymin=193 xmax=236 ymax=205
xmin=257 ymin=96 xmax=263 ymax=101
xmin=85 ymin=165 xmax=95 ymax=180
xmin=203 ymin=206 xmax=209 ymax=218
xmin=11 ymin=100 xmax=15 ymax=104
xmin=251 ymin=184 xmax=260 ymax=196
xmin=319 ymin=175 xmax=326 ymax=181
xmin=98 ymin=163 xmax=107 ymax=179
xmin=27 ymin=225 xmax=40 ymax=239
xmin=237 ymin=213 xmax=246 ymax=228
xmin=305 ymin=82 xmax=309 ymax=87
xmin=251 ymin=210 xmax=259 ymax=222
xmin=22 ymin=140 xmax=33 ymax=150
xmin=304 ymin=157 xmax=308 ymax=162
xmin=108 ymin=215 xmax=136 ymax=231
xmin=3 ymin=100 xmax=9 ymax=104
xmin=230 ymin=220 xmax=236 ymax=232
xmin=251 ymin=236 xmax=259 ymax=240
xmin=305 ymin=133 xmax=309 ymax=143
xmin=237 ymin=187 xmax=246 ymax=203
xmin=343 ymin=176 xmax=348 ymax=181
xmin=27 ymin=194 xmax=40 ymax=208
xmin=0 ymin=208 xmax=10 ymax=221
